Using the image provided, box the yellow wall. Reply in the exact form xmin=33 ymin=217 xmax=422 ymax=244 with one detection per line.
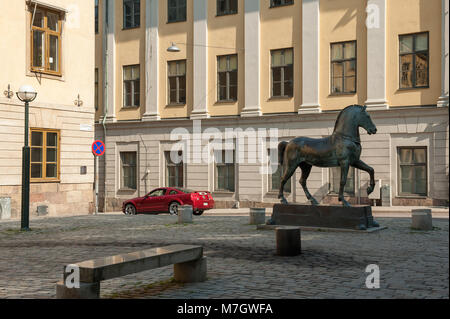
xmin=260 ymin=0 xmax=302 ymax=114
xmin=319 ymin=0 xmax=367 ymax=111
xmin=387 ymin=0 xmax=442 ymax=107
xmin=207 ymin=0 xmax=245 ymax=117
xmin=159 ymin=0 xmax=194 ymax=119
xmin=95 ymin=0 xmax=104 ymax=122
xmin=115 ymin=0 xmax=146 ymax=121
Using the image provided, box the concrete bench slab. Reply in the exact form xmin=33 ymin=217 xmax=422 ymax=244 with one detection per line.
xmin=66 ymin=244 xmax=203 ymax=283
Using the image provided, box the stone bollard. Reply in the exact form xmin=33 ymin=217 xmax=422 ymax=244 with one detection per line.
xmin=178 ymin=205 xmax=193 ymax=224
xmin=276 ymin=226 xmax=301 ymax=256
xmin=249 ymin=208 xmax=266 ymax=225
xmin=411 ymin=209 xmax=433 ymax=231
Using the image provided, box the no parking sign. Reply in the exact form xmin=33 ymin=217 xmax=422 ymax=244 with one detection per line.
xmin=92 ymin=140 xmax=105 ymax=157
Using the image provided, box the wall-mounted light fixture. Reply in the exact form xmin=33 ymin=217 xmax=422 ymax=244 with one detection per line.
xmin=74 ymin=94 xmax=83 ymax=107
xmin=3 ymin=84 xmax=14 ymax=99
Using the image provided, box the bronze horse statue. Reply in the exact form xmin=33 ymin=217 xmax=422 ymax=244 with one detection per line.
xmin=278 ymin=105 xmax=377 ymax=207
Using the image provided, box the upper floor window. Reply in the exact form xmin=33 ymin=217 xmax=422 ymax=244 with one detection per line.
xmin=271 ymin=48 xmax=293 ymax=98
xmin=399 ymin=32 xmax=429 ymax=89
xmin=95 ymin=0 xmax=99 ymax=33
xmin=31 ymin=7 xmax=62 ymax=75
xmin=123 ymin=65 xmax=140 ymax=108
xmin=123 ymin=0 xmax=140 ymax=29
xmin=331 ymin=41 xmax=356 ymax=94
xmin=217 ymin=54 xmax=238 ymax=102
xmin=168 ymin=0 xmax=186 ymax=23
xmin=30 ymin=129 xmax=60 ymax=182
xmin=270 ymin=0 xmax=293 ymax=8
xmin=168 ymin=60 xmax=186 ymax=105
xmin=398 ymin=147 xmax=427 ymax=196
xmin=217 ymin=0 xmax=238 ymax=16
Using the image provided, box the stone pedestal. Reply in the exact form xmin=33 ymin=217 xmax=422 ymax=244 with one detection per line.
xmin=249 ymin=208 xmax=266 ymax=225
xmin=174 ymin=257 xmax=207 ymax=283
xmin=56 ymin=280 xmax=100 ymax=299
xmin=276 ymin=226 xmax=301 ymax=256
xmin=178 ymin=205 xmax=193 ymax=224
xmin=411 ymin=209 xmax=433 ymax=231
xmin=268 ymin=204 xmax=380 ymax=230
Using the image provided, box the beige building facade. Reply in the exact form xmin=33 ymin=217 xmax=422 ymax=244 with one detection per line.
xmin=0 ymin=0 xmax=95 ymax=218
xmin=95 ymin=0 xmax=449 ymax=212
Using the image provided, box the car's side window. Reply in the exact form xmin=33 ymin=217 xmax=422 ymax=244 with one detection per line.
xmin=169 ymin=190 xmax=178 ymax=195
xmin=149 ymin=189 xmax=165 ymax=197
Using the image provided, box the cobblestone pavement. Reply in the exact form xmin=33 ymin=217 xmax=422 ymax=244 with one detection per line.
xmin=0 ymin=213 xmax=448 ymax=299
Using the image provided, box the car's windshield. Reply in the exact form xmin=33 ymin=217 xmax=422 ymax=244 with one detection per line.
xmin=176 ymin=188 xmax=195 ymax=194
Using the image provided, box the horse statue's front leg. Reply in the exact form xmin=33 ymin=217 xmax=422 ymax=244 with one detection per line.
xmin=351 ymin=160 xmax=375 ymax=196
xmin=338 ymin=161 xmax=351 ymax=207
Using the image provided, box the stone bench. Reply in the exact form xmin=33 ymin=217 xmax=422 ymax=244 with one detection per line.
xmin=56 ymin=244 xmax=206 ymax=299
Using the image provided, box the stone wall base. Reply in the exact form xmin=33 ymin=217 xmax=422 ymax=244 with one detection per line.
xmin=0 ymin=183 xmax=94 ymax=218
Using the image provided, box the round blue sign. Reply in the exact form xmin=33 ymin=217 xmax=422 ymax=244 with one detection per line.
xmin=92 ymin=140 xmax=105 ymax=157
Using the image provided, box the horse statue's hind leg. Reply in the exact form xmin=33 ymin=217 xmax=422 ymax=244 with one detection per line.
xmin=299 ymin=162 xmax=319 ymax=205
xmin=278 ymin=159 xmax=297 ymax=205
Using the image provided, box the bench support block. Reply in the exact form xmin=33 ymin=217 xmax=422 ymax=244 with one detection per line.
xmin=56 ymin=280 xmax=100 ymax=299
xmin=174 ymin=257 xmax=207 ymax=283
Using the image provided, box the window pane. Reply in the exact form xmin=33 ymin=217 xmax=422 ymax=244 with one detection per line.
xmin=400 ymin=35 xmax=413 ymax=53
xmin=284 ymin=49 xmax=293 ymax=65
xmin=49 ymin=35 xmax=59 ymax=72
xmin=179 ymin=75 xmax=186 ymax=91
xmin=401 ymin=178 xmax=412 ymax=194
xmin=331 ymin=44 xmax=343 ymax=60
xmin=344 ymin=60 xmax=356 ymax=77
xmin=400 ymin=54 xmax=414 ymax=88
xmin=124 ymin=67 xmax=132 ymax=80
xmin=124 ymin=82 xmax=132 ymax=105
xmin=415 ymin=33 xmax=428 ymax=51
xmin=168 ymin=7 xmax=176 ymax=21
xmin=46 ymin=164 xmax=57 ymax=178
xmin=46 ymin=148 xmax=57 ymax=162
xmin=229 ymin=85 xmax=237 ymax=100
xmin=272 ymin=51 xmax=283 ymax=67
xmin=31 ymin=164 xmax=42 ymax=178
xmin=31 ymin=132 xmax=43 ymax=146
xmin=47 ymin=12 xmax=59 ymax=32
xmin=219 ymin=86 xmax=227 ymax=101
xmin=415 ymin=53 xmax=428 ymax=87
xmin=33 ymin=10 xmax=44 ymax=28
xmin=218 ymin=56 xmax=227 ymax=72
xmin=229 ymin=55 xmax=238 ymax=70
xmin=229 ymin=71 xmax=238 ymax=86
xmin=229 ymin=0 xmax=238 ymax=13
xmin=178 ymin=6 xmax=186 ymax=21
xmin=31 ymin=148 xmax=42 ymax=162
xmin=179 ymin=88 xmax=186 ymax=104
xmin=399 ymin=148 xmax=412 ymax=163
xmin=413 ymin=149 xmax=426 ymax=163
xmin=284 ymin=80 xmax=293 ymax=97
xmin=32 ymin=30 xmax=45 ymax=68
xmin=272 ymin=67 xmax=281 ymax=82
xmin=344 ymin=42 xmax=356 ymax=59
xmin=401 ymin=166 xmax=413 ymax=180
xmin=332 ymin=63 xmax=344 ymax=77
xmin=132 ymin=65 xmax=140 ymax=80
xmin=178 ymin=61 xmax=186 ymax=75
xmin=218 ymin=72 xmax=227 ymax=87
xmin=273 ymin=82 xmax=281 ymax=97
xmin=332 ymin=77 xmax=343 ymax=93
xmin=344 ymin=76 xmax=356 ymax=93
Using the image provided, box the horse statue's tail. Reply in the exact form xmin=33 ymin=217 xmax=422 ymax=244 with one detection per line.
xmin=278 ymin=141 xmax=288 ymax=166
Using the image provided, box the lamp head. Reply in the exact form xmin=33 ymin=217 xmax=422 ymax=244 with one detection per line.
xmin=17 ymin=85 xmax=37 ymax=102
xmin=167 ymin=42 xmax=181 ymax=52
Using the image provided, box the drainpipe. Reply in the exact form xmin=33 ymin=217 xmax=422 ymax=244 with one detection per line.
xmin=101 ymin=0 xmax=109 ymax=212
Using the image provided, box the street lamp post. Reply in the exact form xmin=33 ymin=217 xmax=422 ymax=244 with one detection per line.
xmin=16 ymin=85 xmax=37 ymax=231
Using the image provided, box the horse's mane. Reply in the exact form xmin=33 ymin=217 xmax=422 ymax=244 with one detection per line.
xmin=333 ymin=104 xmax=364 ymax=133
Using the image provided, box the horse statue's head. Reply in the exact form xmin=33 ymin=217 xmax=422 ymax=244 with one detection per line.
xmin=357 ymin=105 xmax=377 ymax=135
xmin=334 ymin=105 xmax=377 ymax=136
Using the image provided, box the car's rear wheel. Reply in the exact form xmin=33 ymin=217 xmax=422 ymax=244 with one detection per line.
xmin=193 ymin=210 xmax=204 ymax=216
xmin=124 ymin=204 xmax=137 ymax=215
xmin=169 ymin=202 xmax=180 ymax=215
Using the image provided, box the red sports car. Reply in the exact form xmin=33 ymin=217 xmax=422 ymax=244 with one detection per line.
xmin=122 ymin=187 xmax=214 ymax=216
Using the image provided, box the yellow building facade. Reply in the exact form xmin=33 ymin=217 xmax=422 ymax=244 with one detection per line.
xmin=0 ymin=0 xmax=96 ymax=218
xmin=95 ymin=0 xmax=448 ymax=211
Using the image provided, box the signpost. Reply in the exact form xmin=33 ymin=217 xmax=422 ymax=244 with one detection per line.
xmin=92 ymin=140 xmax=105 ymax=215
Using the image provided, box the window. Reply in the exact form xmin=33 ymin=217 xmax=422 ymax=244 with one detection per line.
xmin=168 ymin=60 xmax=186 ymax=105
xmin=331 ymin=41 xmax=356 ymax=94
xmin=270 ymin=0 xmax=293 ymax=8
xmin=217 ymin=0 xmax=238 ymax=16
xmin=217 ymin=55 xmax=238 ymax=102
xmin=120 ymin=152 xmax=137 ymax=190
xmin=271 ymin=48 xmax=293 ymax=98
xmin=123 ymin=65 xmax=140 ymax=108
xmin=215 ymin=150 xmax=235 ymax=192
xmin=31 ymin=7 xmax=62 ymax=75
xmin=269 ymin=154 xmax=291 ymax=193
xmin=30 ymin=129 xmax=60 ymax=182
xmin=399 ymin=32 xmax=429 ymax=89
xmin=95 ymin=0 xmax=99 ymax=33
xmin=168 ymin=0 xmax=186 ymax=23
xmin=123 ymin=0 xmax=140 ymax=29
xmin=169 ymin=190 xmax=179 ymax=195
xmin=165 ymin=151 xmax=184 ymax=187
xmin=95 ymin=68 xmax=99 ymax=111
xmin=149 ymin=189 xmax=166 ymax=197
xmin=329 ymin=167 xmax=355 ymax=195
xmin=398 ymin=147 xmax=427 ymax=196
